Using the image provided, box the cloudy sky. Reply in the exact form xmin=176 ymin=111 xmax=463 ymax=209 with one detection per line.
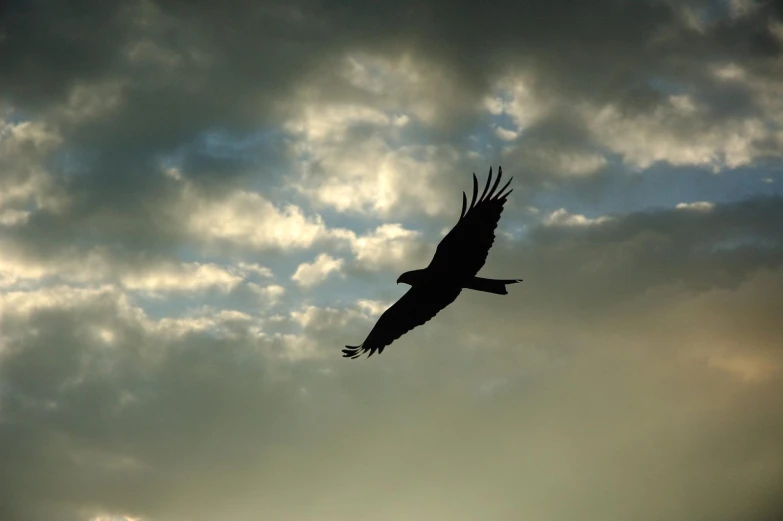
xmin=2 ymin=0 xmax=783 ymax=520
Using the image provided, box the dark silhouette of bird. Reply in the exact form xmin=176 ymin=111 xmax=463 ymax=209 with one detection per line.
xmin=343 ymin=166 xmax=522 ymax=359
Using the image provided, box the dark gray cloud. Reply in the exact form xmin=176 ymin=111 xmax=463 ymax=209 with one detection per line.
xmin=3 ymin=0 xmax=780 ymax=186
xmin=515 ymin=196 xmax=783 ymax=314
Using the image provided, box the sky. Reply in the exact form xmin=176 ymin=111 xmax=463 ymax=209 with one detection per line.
xmin=1 ymin=0 xmax=783 ymax=520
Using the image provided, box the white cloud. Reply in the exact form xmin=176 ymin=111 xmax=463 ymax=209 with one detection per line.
xmin=495 ymin=126 xmax=519 ymax=141
xmin=283 ymin=103 xmax=394 ymax=142
xmin=676 ymin=201 xmax=715 ymax=212
xmin=0 ymin=284 xmax=269 ymax=343
xmin=237 ymin=262 xmax=274 ymax=278
xmin=337 ymin=52 xmax=474 ymax=126
xmin=555 ymin=152 xmax=608 ymax=176
xmin=291 ymin=254 xmax=345 ymax=288
xmin=0 ymin=239 xmax=276 ymax=296
xmin=0 ymin=118 xmax=67 ymax=213
xmin=0 ymin=284 xmax=119 ymax=316
xmin=712 ymin=63 xmax=746 ymax=82
xmin=356 ymin=298 xmax=393 ymax=318
xmin=155 ymin=307 xmax=260 ymax=339
xmin=484 ymin=74 xmax=553 ymax=131
xmin=0 ymin=242 xmax=112 ymax=288
xmin=488 ymin=67 xmax=782 ymax=177
xmin=351 ymin=223 xmax=424 ymax=269
xmin=287 ymin=131 xmax=459 ymax=218
xmin=0 ymin=118 xmax=61 ymax=157
xmin=0 ymin=208 xmax=31 ymax=226
xmin=247 ymin=283 xmax=286 ymax=306
xmin=543 ymin=208 xmax=613 ymax=227
xmin=582 ymin=94 xmax=774 ymax=171
xmin=289 ymin=303 xmax=364 ymax=332
xmin=121 ymin=262 xmax=243 ymax=293
xmin=711 ymin=63 xmax=783 ymax=149
xmin=182 ymin=184 xmax=353 ymax=250
xmin=283 ymin=52 xmax=487 ymax=219
xmin=0 ymin=284 xmax=272 ymax=344
xmin=484 ymin=74 xmax=610 ymax=178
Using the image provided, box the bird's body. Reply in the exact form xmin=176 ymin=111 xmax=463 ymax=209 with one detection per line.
xmin=343 ymin=166 xmax=522 ymax=359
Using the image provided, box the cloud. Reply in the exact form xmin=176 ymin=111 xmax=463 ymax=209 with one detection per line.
xmin=494 ymin=197 xmax=783 ymax=325
xmin=0 ymin=285 xmax=308 ymax=520
xmin=120 ymin=262 xmax=243 ymax=293
xmin=236 ymin=262 xmax=274 ymax=279
xmin=0 ymin=242 xmax=113 ymax=289
xmin=0 ymin=118 xmax=66 ymax=214
xmin=350 ymin=223 xmax=427 ymax=271
xmin=247 ymin=283 xmax=286 ymax=306
xmin=283 ymin=93 xmax=470 ymax=218
xmin=2 ymin=1 xmax=783 ymax=520
xmin=484 ymin=74 xmax=553 ymax=131
xmin=355 ymin=298 xmax=394 ymax=317
xmin=2 ymin=0 xmax=781 ymax=268
xmin=0 ymin=236 xmax=277 ymax=294
xmin=0 ymin=208 xmax=31 ymax=227
xmin=494 ymin=126 xmax=519 ymax=141
xmin=580 ymin=94 xmax=775 ymax=171
xmin=676 ymin=201 xmax=716 ymax=212
xmin=3 ymin=198 xmax=783 ymax=520
xmin=291 ymin=254 xmax=345 ymax=288
xmin=543 ymin=208 xmax=613 ymax=227
xmin=181 ymin=183 xmax=354 ymax=251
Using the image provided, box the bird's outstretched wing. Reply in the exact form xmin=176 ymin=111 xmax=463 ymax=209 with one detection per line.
xmin=343 ymin=284 xmax=462 ymax=359
xmin=429 ymin=166 xmax=512 ymax=277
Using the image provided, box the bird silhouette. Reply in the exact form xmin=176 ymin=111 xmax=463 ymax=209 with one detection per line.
xmin=343 ymin=166 xmax=522 ymax=359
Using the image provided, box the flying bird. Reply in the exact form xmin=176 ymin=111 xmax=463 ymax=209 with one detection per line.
xmin=343 ymin=166 xmax=522 ymax=359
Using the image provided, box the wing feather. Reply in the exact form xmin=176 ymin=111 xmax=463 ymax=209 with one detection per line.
xmin=496 ymin=177 xmax=513 ymax=199
xmin=343 ymin=284 xmax=462 ymax=359
xmin=486 ymin=167 xmax=503 ymax=200
xmin=429 ymin=166 xmax=513 ymax=277
xmin=469 ymin=173 xmax=479 ymax=211
xmin=478 ymin=167 xmax=494 ymax=204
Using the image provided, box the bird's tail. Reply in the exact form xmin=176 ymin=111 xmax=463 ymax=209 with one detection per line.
xmin=464 ymin=276 xmax=522 ymax=295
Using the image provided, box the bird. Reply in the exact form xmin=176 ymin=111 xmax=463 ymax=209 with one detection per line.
xmin=343 ymin=166 xmax=522 ymax=359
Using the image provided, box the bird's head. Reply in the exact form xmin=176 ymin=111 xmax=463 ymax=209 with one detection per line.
xmin=396 ymin=271 xmax=413 ymax=286
xmin=396 ymin=270 xmax=422 ymax=286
